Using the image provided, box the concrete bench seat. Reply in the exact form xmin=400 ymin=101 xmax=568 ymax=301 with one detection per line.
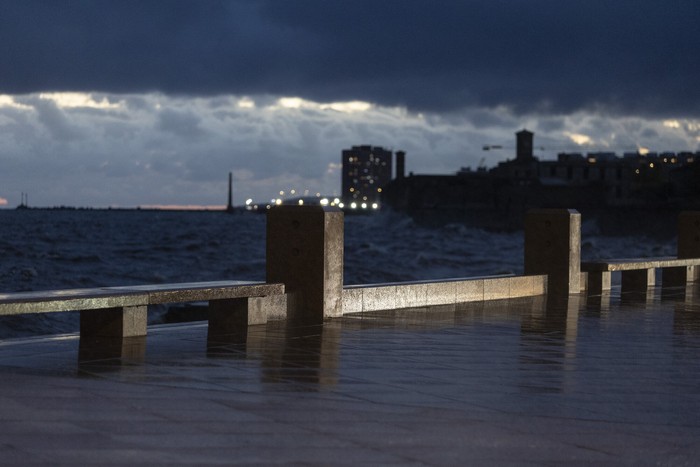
xmin=581 ymin=257 xmax=700 ymax=294
xmin=0 ymin=280 xmax=285 ymax=341
xmin=104 ymin=280 xmax=284 ymax=306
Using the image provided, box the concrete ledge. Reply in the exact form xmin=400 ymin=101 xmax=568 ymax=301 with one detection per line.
xmin=105 ymin=281 xmax=285 ymax=304
xmin=581 ymin=257 xmax=700 ymax=272
xmin=342 ymin=275 xmax=547 ymax=313
xmin=0 ymin=281 xmax=285 ymax=317
xmin=0 ymin=289 xmax=149 ymax=316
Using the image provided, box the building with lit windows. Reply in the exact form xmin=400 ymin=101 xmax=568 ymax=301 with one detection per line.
xmin=381 ymin=130 xmax=700 ymax=230
xmin=341 ymin=145 xmax=393 ymax=209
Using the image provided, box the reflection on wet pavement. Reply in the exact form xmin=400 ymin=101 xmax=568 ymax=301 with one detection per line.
xmin=1 ymin=285 xmax=700 ymax=464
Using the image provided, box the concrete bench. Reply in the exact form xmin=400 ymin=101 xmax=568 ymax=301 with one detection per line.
xmin=0 ymin=280 xmax=285 ymax=342
xmin=581 ymin=257 xmax=700 ymax=294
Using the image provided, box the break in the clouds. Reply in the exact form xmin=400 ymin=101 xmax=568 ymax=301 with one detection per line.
xmin=1 ymin=0 xmax=699 ymax=117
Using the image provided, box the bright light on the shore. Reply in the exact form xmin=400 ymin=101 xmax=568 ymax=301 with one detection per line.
xmin=350 ymin=202 xmax=357 ymax=209
xmin=333 ymin=198 xmax=340 ymax=204
xmin=361 ymin=202 xmax=367 ymax=209
xmin=372 ymin=203 xmax=379 ymax=209
xmin=245 ymin=198 xmax=253 ymax=206
xmin=298 ymin=199 xmax=304 ymax=205
xmin=275 ymin=199 xmax=282 ymax=205
xmin=320 ymin=198 xmax=329 ymax=206
xmin=338 ymin=203 xmax=345 ymax=208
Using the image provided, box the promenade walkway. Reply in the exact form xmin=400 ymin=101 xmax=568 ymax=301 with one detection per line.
xmin=1 ymin=286 xmax=699 ymax=465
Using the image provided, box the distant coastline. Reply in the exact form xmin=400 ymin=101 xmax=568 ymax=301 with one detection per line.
xmin=7 ymin=205 xmax=244 ymax=213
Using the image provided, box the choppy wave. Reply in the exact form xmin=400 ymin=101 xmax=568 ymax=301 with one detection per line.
xmin=0 ymin=209 xmax=677 ymax=337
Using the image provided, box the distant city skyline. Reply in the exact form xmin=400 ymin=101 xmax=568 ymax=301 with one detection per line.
xmin=0 ymin=1 xmax=698 ymax=208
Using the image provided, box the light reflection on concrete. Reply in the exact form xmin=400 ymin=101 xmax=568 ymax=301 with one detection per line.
xmin=3 ymin=288 xmax=700 ymax=464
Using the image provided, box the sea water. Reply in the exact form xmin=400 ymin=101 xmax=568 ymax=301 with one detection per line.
xmin=0 ymin=209 xmax=677 ymax=337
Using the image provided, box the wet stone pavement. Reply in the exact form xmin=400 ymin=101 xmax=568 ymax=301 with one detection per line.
xmin=1 ymin=287 xmax=700 ymax=465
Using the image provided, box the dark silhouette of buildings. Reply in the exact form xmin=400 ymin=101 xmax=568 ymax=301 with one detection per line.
xmin=382 ymin=130 xmax=700 ymax=231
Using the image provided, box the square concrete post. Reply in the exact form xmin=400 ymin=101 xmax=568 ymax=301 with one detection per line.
xmin=207 ymin=296 xmax=288 ymax=345
xmin=524 ymin=209 xmax=581 ymax=295
xmin=663 ymin=266 xmax=694 ymax=288
xmin=207 ymin=297 xmax=250 ymax=345
xmin=587 ymin=271 xmax=612 ymax=295
xmin=678 ymin=211 xmax=700 ymax=282
xmin=80 ymin=306 xmax=148 ymax=339
xmin=266 ymin=205 xmax=344 ymax=322
xmin=621 ymin=268 xmax=655 ymax=293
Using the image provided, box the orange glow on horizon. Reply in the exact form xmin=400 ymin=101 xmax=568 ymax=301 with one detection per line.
xmin=138 ymin=204 xmax=227 ymax=211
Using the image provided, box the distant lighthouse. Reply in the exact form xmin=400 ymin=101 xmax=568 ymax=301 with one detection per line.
xmin=226 ymin=172 xmax=234 ymax=213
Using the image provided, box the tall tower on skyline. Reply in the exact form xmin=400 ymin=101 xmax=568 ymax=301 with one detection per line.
xmin=516 ymin=129 xmax=534 ymax=161
xmin=226 ymin=172 xmax=234 ymax=212
xmin=395 ymin=150 xmax=406 ymax=179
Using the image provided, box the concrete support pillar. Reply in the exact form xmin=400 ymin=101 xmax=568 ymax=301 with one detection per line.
xmin=621 ymin=268 xmax=655 ymax=293
xmin=663 ymin=266 xmax=695 ymax=288
xmin=80 ymin=306 xmax=147 ymax=339
xmin=524 ymin=209 xmax=581 ymax=295
xmin=678 ymin=211 xmax=700 ymax=282
xmin=266 ymin=205 xmax=344 ymax=322
xmin=207 ymin=298 xmax=250 ymax=345
xmin=207 ymin=296 xmax=287 ymax=345
xmin=587 ymin=271 xmax=612 ymax=295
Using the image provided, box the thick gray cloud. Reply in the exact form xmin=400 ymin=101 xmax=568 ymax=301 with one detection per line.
xmin=1 ymin=92 xmax=696 ymax=208
xmin=1 ymin=0 xmax=698 ymax=117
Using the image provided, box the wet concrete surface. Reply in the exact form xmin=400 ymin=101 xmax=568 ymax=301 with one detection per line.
xmin=1 ymin=286 xmax=700 ymax=465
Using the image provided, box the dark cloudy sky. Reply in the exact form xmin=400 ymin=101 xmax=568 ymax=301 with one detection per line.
xmin=1 ymin=0 xmax=699 ymax=207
